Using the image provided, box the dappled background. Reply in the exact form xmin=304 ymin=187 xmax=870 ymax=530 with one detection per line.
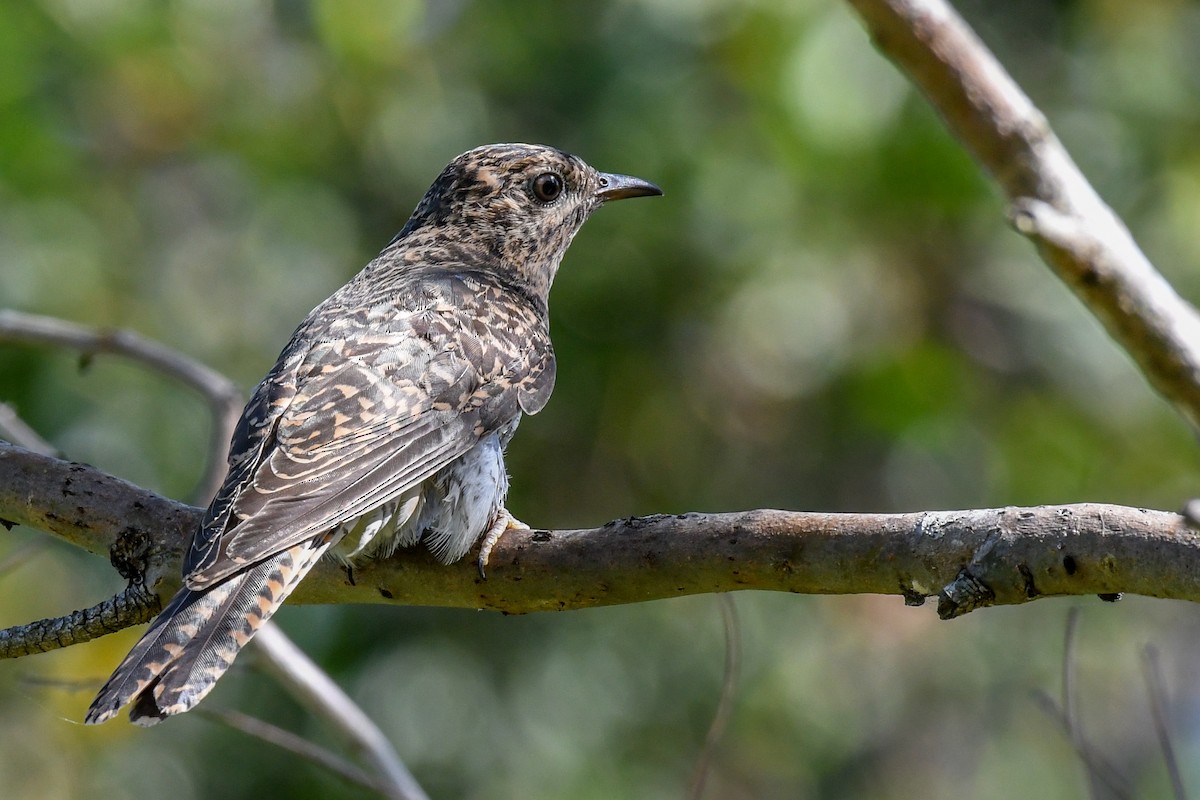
xmin=3 ymin=0 xmax=1200 ymax=797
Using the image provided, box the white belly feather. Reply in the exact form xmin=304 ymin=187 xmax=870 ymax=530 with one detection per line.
xmin=329 ymin=429 xmax=512 ymax=567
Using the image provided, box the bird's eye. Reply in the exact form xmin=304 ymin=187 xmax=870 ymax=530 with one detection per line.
xmin=531 ymin=172 xmax=564 ymax=203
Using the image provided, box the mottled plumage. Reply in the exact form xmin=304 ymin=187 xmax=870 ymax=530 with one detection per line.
xmin=85 ymin=143 xmax=660 ymax=725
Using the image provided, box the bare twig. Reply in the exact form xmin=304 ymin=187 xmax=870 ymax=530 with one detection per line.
xmin=845 ymin=0 xmax=1200 ymax=429
xmin=1061 ymin=610 xmax=1111 ymax=800
xmin=1142 ymin=645 xmax=1188 ymax=800
xmin=252 ymin=623 xmax=430 ymax=800
xmin=0 ymin=403 xmax=58 ymax=456
xmin=0 ymin=538 xmax=48 ymax=580
xmin=197 ymin=707 xmax=390 ymax=796
xmin=17 ymin=673 xmax=102 ymax=693
xmin=686 ymin=594 xmax=741 ymax=800
xmin=1060 ymin=610 xmax=1088 ymax=797
xmin=0 ymin=309 xmax=242 ymax=502
xmin=1032 ymin=612 xmax=1132 ymax=799
xmin=1034 ymin=694 xmax=1132 ymax=800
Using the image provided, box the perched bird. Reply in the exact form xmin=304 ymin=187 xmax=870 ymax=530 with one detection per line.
xmin=85 ymin=143 xmax=661 ymax=725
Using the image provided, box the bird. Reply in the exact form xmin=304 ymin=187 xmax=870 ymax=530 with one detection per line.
xmin=85 ymin=143 xmax=661 ymax=725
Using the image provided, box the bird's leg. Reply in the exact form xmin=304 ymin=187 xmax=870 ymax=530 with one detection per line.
xmin=477 ymin=508 xmax=530 ymax=579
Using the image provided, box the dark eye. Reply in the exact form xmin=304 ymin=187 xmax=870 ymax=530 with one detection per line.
xmin=531 ymin=172 xmax=564 ymax=203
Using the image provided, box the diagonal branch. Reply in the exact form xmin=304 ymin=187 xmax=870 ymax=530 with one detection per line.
xmin=196 ymin=708 xmax=393 ymax=797
xmin=845 ymin=0 xmax=1200 ymax=428
xmin=251 ymin=624 xmax=431 ymax=800
xmin=0 ymin=402 xmax=59 ymax=456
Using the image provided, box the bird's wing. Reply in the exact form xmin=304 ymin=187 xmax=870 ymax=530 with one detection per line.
xmin=516 ymin=342 xmax=555 ymax=415
xmin=185 ymin=278 xmax=548 ymax=588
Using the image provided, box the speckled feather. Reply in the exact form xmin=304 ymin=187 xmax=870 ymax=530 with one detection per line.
xmin=85 ymin=143 xmax=660 ymax=725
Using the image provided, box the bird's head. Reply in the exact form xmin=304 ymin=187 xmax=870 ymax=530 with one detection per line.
xmin=391 ymin=143 xmax=661 ymax=298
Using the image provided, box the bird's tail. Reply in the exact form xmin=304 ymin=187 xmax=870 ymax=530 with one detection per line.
xmin=85 ymin=537 xmax=333 ymax=726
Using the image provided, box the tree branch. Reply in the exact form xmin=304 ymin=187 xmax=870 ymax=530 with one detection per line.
xmin=0 ymin=583 xmax=160 ymax=657
xmin=0 ymin=309 xmax=242 ymax=502
xmin=195 ymin=708 xmax=393 ymax=797
xmin=845 ymin=0 xmax=1200 ymax=428
xmin=3 ymin=441 xmax=1198 ymax=659
xmin=1033 ymin=610 xmax=1133 ymax=798
xmin=1141 ymin=645 xmax=1187 ymax=800
xmin=2 ymin=22 xmax=1199 ymax=797
xmin=0 ymin=402 xmax=59 ymax=456
xmin=251 ymin=624 xmax=431 ymax=800
xmin=0 ymin=342 xmax=420 ymax=798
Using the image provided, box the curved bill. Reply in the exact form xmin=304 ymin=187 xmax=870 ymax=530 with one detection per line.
xmin=596 ymin=172 xmax=663 ymax=201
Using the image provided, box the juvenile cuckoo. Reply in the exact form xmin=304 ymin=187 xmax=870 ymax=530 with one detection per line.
xmin=86 ymin=143 xmax=661 ymax=725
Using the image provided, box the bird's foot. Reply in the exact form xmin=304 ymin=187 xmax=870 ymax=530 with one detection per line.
xmin=477 ymin=509 xmax=530 ymax=579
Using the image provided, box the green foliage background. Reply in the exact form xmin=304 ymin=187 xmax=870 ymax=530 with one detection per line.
xmin=3 ymin=0 xmax=1200 ymax=797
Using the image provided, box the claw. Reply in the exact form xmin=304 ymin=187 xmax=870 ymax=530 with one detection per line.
xmin=477 ymin=509 xmax=530 ymax=579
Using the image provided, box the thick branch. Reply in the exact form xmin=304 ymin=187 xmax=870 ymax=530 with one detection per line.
xmin=0 ymin=442 xmax=195 ymax=575
xmin=846 ymin=0 xmax=1200 ymax=429
xmin=3 ymin=442 xmax=1198 ymax=658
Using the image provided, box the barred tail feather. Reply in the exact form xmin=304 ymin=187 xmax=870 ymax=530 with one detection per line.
xmin=85 ymin=537 xmax=333 ymax=725
xmin=83 ymin=580 xmax=238 ymax=725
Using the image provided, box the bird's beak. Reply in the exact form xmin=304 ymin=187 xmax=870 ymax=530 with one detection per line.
xmin=596 ymin=172 xmax=663 ymax=201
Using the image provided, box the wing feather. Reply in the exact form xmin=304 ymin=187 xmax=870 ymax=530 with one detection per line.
xmin=185 ymin=270 xmax=557 ymax=589
xmin=187 ymin=361 xmax=478 ymax=587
